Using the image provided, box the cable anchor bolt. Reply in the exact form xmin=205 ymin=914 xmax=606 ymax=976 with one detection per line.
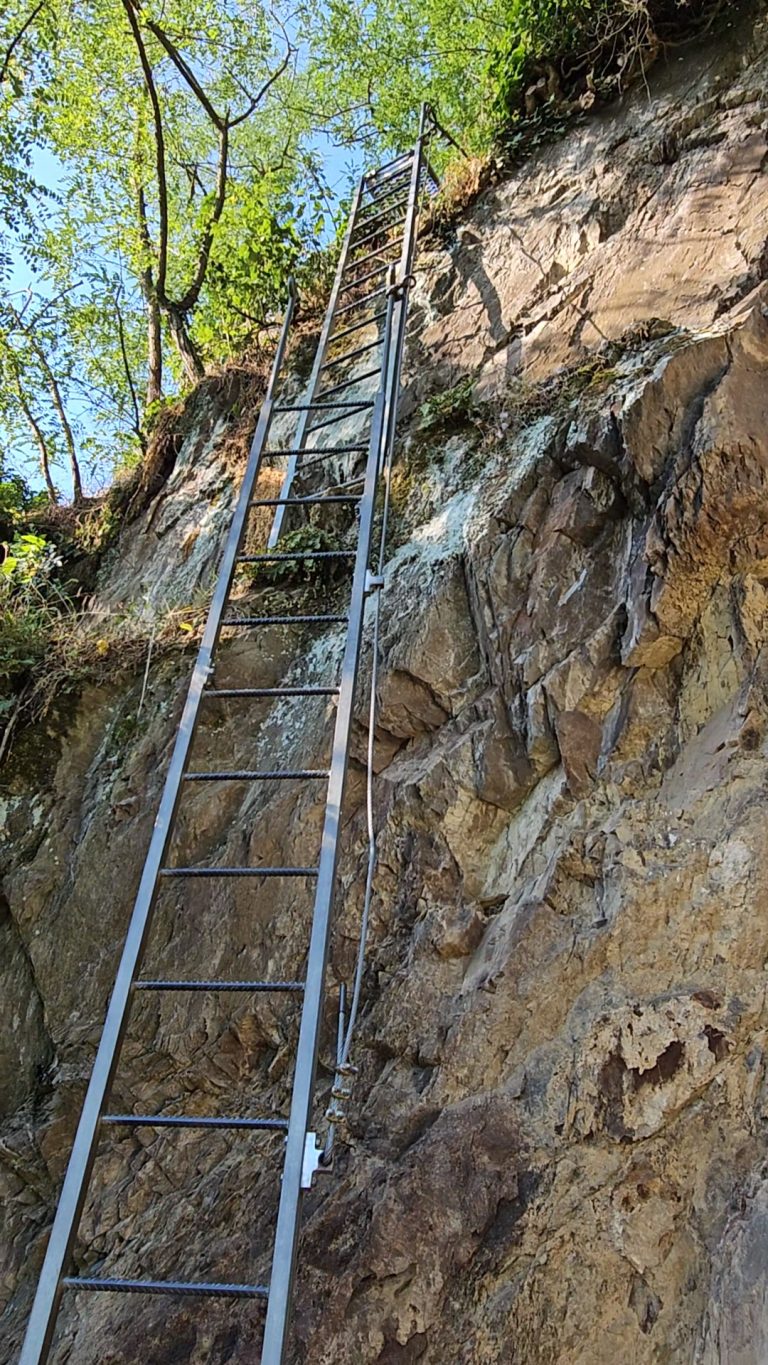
xmin=331 ymin=1081 xmax=353 ymax=1102
xmin=325 ymin=1098 xmax=349 ymax=1126
xmin=386 ymin=271 xmax=416 ymax=300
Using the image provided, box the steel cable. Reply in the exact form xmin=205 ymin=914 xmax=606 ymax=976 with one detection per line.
xmin=324 ymin=125 xmax=440 ymax=1159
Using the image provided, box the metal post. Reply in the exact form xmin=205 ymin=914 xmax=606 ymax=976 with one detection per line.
xmin=381 ymin=102 xmax=431 ymax=468
xmin=19 ymin=282 xmax=297 ymax=1365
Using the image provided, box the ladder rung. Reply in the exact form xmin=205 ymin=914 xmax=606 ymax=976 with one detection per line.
xmin=249 ymin=495 xmax=360 ymax=507
xmin=363 ymin=178 xmax=411 ymax=210
xmin=365 ymin=166 xmax=411 ymax=192
xmin=293 ymin=475 xmax=365 ymax=499
xmin=290 ymin=447 xmax=368 ymax=470
xmin=345 ymin=240 xmax=400 ymax=270
xmin=367 ymin=149 xmax=411 ymax=174
xmin=334 ymin=287 xmax=387 ymax=318
xmin=135 ymin=979 xmax=305 ymax=991
xmin=329 ymin=310 xmax=387 ymax=346
xmin=237 ymin=550 xmax=356 ymax=562
xmin=352 ymin=199 xmax=407 ymax=235
xmin=317 ymin=369 xmax=380 ymax=402
xmin=305 ymin=407 xmax=374 ymax=435
xmin=159 ymin=866 xmax=319 ymax=877
xmin=263 ymin=443 xmax=367 ymax=456
xmin=350 ymin=215 xmax=406 ymax=252
xmin=222 ymin=614 xmax=348 ymax=626
xmin=321 ymin=337 xmax=381 ymax=373
xmin=358 ymin=187 xmax=409 ymax=215
xmin=62 ymin=1277 xmax=269 ymax=1300
xmin=182 ymin=769 xmax=329 ymax=782
xmin=317 ymin=367 xmax=380 ymax=399
xmin=274 ymin=400 xmax=375 ymax=412
xmin=338 ymin=263 xmax=389 ymax=295
xmin=296 ymin=448 xmax=367 ymax=474
xmin=203 ymin=686 xmax=339 ymax=699
xmin=102 ymin=1114 xmax=288 ymax=1131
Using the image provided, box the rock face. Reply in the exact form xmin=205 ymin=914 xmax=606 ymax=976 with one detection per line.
xmin=409 ymin=9 xmax=768 ymax=399
xmin=6 ymin=12 xmax=768 ymax=1365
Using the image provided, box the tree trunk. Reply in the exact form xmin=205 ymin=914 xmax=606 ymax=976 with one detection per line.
xmin=8 ymin=307 xmax=82 ymax=502
xmin=114 ymin=290 xmax=148 ymax=455
xmin=145 ymin=288 xmax=163 ymax=408
xmin=166 ymin=305 xmax=205 ymax=386
xmin=45 ymin=372 xmax=83 ymax=503
xmin=18 ymin=390 xmax=57 ymax=503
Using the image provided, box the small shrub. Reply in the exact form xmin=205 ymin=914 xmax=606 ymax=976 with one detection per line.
xmin=243 ymin=524 xmax=348 ymax=588
xmin=70 ymin=502 xmax=121 ymax=556
xmin=0 ymin=473 xmax=49 ymax=542
xmin=0 ymin=533 xmax=71 ymax=705
xmin=418 ymin=377 xmax=481 ymax=434
xmin=489 ymin=0 xmax=732 ymax=140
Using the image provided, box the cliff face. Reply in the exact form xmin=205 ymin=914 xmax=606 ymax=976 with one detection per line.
xmin=5 ymin=14 xmax=768 ymax=1364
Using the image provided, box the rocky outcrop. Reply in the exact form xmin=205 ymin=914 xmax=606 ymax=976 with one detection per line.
xmin=409 ymin=12 xmax=768 ymax=401
xmin=6 ymin=11 xmax=768 ymax=1365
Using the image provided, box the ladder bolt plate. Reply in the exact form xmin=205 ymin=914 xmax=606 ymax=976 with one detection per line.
xmin=301 ymin=1132 xmax=331 ymax=1190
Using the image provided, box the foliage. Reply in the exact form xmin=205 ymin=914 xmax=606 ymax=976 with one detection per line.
xmin=306 ymin=0 xmax=506 ymax=154
xmin=1 ymin=528 xmax=48 ymax=578
xmin=0 ymin=0 xmax=729 ymax=516
xmin=0 ymin=1 xmax=58 ymax=272
xmin=0 ymin=525 xmax=67 ymax=701
xmin=0 ymin=0 xmax=349 ymax=499
xmin=417 ymin=376 xmax=480 ymax=433
xmin=192 ymin=184 xmax=303 ymax=362
xmin=0 ymin=464 xmax=47 ymax=537
xmin=242 ymin=523 xmax=346 ymax=587
xmin=488 ymin=0 xmax=727 ymax=131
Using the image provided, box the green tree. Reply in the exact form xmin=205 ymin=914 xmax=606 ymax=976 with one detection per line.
xmin=0 ymin=0 xmax=503 ymax=499
xmin=0 ymin=1 xmax=58 ymax=280
xmin=0 ymin=293 xmax=79 ymax=501
xmin=43 ymin=0 xmax=310 ymax=398
xmin=0 ymin=0 xmax=328 ymax=492
xmin=305 ymin=0 xmax=505 ymax=153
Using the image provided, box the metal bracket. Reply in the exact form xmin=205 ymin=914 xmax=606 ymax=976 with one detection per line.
xmin=365 ymin=571 xmax=385 ymax=595
xmin=386 ymin=271 xmax=416 ymax=301
xmin=301 ymin=1131 xmax=331 ymax=1189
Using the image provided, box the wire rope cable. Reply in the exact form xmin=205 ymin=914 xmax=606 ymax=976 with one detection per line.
xmin=323 ymin=119 xmax=439 ymax=1159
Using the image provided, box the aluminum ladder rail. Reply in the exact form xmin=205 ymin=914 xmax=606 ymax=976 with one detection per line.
xmin=19 ymin=103 xmax=438 ymax=1365
xmin=268 ymin=107 xmax=438 ymax=543
xmin=261 ymin=102 xmax=437 ymax=1363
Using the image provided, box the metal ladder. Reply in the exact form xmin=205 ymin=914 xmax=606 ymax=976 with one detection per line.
xmin=20 ymin=104 xmax=441 ymax=1365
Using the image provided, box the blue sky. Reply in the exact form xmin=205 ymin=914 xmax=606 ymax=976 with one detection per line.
xmin=8 ymin=130 xmax=365 ymax=500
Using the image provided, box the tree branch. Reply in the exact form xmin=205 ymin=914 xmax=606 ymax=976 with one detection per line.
xmin=120 ymin=0 xmax=169 ymax=298
xmin=175 ymin=120 xmax=228 ymax=314
xmin=142 ymin=15 xmax=225 ymax=130
xmin=43 ymin=359 xmax=81 ymax=500
xmin=0 ymin=0 xmax=47 ymax=86
xmin=6 ymin=301 xmax=83 ymax=501
xmin=113 ymin=288 xmax=146 ymax=453
xmin=229 ymin=44 xmax=293 ymax=128
xmin=15 ymin=380 xmax=57 ymax=502
xmin=141 ymin=9 xmax=291 ymax=130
